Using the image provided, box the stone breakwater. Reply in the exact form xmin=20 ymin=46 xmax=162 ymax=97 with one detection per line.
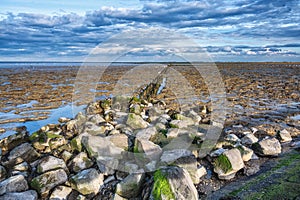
xmin=0 ymin=94 xmax=299 ymax=200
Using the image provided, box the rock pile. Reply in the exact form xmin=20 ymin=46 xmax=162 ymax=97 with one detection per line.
xmin=0 ymin=94 xmax=297 ymax=199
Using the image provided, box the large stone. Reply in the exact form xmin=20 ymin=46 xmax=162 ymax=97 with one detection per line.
xmin=31 ymin=169 xmax=68 ymax=195
xmin=68 ymin=152 xmax=93 ymax=173
xmin=253 ymin=137 xmax=282 ymax=156
xmin=160 ymin=149 xmax=193 ymax=164
xmin=169 ymin=120 xmax=193 ymax=129
xmin=13 ymin=162 xmax=29 ymax=171
xmin=37 ymin=156 xmax=67 ymax=173
xmin=151 ymin=166 xmax=198 ymax=200
xmin=108 ymin=134 xmax=130 ymax=150
xmin=0 ymin=175 xmax=28 ymax=195
xmin=213 ymin=148 xmax=244 ymax=180
xmin=49 ymin=186 xmax=72 ymax=200
xmin=126 ymin=113 xmax=149 ymax=129
xmin=237 ymin=145 xmax=253 ymax=162
xmin=278 ymin=129 xmax=292 ymax=143
xmin=116 ymin=173 xmax=145 ymax=198
xmin=241 ymin=133 xmax=258 ymax=145
xmin=173 ymin=155 xmax=204 ymax=184
xmin=135 ymin=139 xmax=162 ymax=161
xmin=0 ymin=166 xmax=7 ymax=181
xmin=135 ymin=127 xmax=158 ymax=141
xmin=81 ymin=134 xmax=124 ymax=174
xmin=0 ymin=131 xmax=28 ymax=154
xmin=0 ymin=190 xmax=38 ymax=200
xmin=8 ymin=143 xmax=40 ymax=163
xmin=70 ymin=168 xmax=104 ymax=195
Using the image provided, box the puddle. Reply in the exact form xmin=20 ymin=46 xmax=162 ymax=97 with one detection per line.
xmin=0 ymin=104 xmax=86 ymax=139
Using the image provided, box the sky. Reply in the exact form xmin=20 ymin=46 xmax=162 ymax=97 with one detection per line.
xmin=0 ymin=0 xmax=299 ymax=62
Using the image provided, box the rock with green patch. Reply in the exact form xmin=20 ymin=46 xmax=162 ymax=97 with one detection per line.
xmin=8 ymin=143 xmax=40 ymax=163
xmin=68 ymin=152 xmax=94 ymax=173
xmin=0 ymin=190 xmax=38 ymax=200
xmin=0 ymin=175 xmax=28 ymax=195
xmin=151 ymin=166 xmax=198 ymax=200
xmin=70 ymin=135 xmax=84 ymax=152
xmin=129 ymin=104 xmax=141 ymax=115
xmin=30 ymin=169 xmax=68 ymax=195
xmin=49 ymin=136 xmax=67 ymax=150
xmin=253 ymin=137 xmax=282 ymax=156
xmin=116 ymin=173 xmax=145 ymax=198
xmin=60 ymin=150 xmax=73 ymax=163
xmin=37 ymin=156 xmax=67 ymax=174
xmin=277 ymin=129 xmax=292 ymax=143
xmin=70 ymin=168 xmax=104 ymax=195
xmin=213 ymin=148 xmax=244 ymax=180
xmin=49 ymin=185 xmax=72 ymax=200
xmin=126 ymin=113 xmax=149 ymax=129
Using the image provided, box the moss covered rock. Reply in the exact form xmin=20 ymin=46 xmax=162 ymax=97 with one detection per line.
xmin=30 ymin=169 xmax=67 ymax=195
xmin=151 ymin=166 xmax=198 ymax=200
xmin=213 ymin=148 xmax=244 ymax=180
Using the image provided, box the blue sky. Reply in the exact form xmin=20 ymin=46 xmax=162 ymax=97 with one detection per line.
xmin=0 ymin=0 xmax=299 ymax=62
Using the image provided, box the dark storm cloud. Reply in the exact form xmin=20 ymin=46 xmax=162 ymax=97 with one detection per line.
xmin=0 ymin=0 xmax=299 ymax=60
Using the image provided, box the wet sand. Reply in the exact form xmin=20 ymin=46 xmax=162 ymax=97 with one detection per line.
xmin=0 ymin=62 xmax=299 ymax=137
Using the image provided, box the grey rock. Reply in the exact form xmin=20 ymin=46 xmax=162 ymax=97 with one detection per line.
xmin=237 ymin=145 xmax=254 ymax=162
xmin=160 ymin=149 xmax=193 ymax=164
xmin=81 ymin=134 xmax=124 ymax=174
xmin=83 ymin=122 xmax=108 ymax=135
xmin=0 ymin=175 xmax=28 ymax=195
xmin=37 ymin=156 xmax=67 ymax=174
xmin=278 ymin=129 xmax=292 ymax=143
xmin=30 ymin=169 xmax=68 ymax=195
xmin=241 ymin=133 xmax=258 ymax=145
xmin=116 ymin=173 xmax=145 ymax=198
xmin=49 ymin=186 xmax=72 ymax=200
xmin=135 ymin=139 xmax=162 ymax=161
xmin=60 ymin=150 xmax=73 ymax=163
xmin=151 ymin=166 xmax=198 ymax=200
xmin=224 ymin=134 xmax=240 ymax=143
xmin=173 ymin=155 xmax=204 ymax=184
xmin=68 ymin=152 xmax=93 ymax=173
xmin=13 ymin=162 xmax=29 ymax=171
xmin=136 ymin=127 xmax=158 ymax=141
xmin=253 ymin=137 xmax=282 ymax=156
xmin=0 ymin=166 xmax=7 ymax=181
xmin=0 ymin=131 xmax=28 ymax=154
xmin=108 ymin=134 xmax=129 ymax=150
xmin=8 ymin=143 xmax=40 ymax=163
xmin=0 ymin=190 xmax=38 ymax=200
xmin=126 ymin=113 xmax=149 ymax=129
xmin=70 ymin=168 xmax=104 ymax=195
xmin=169 ymin=119 xmax=193 ymax=129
